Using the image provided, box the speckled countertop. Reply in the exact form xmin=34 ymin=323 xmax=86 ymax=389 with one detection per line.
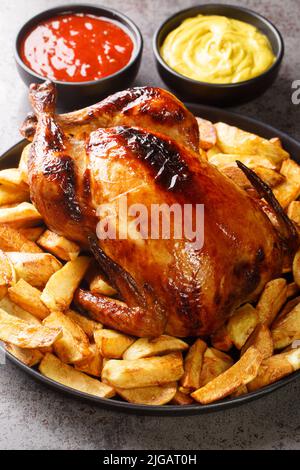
xmin=0 ymin=0 xmax=299 ymax=450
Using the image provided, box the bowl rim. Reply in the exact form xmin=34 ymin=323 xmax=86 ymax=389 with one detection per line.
xmin=153 ymin=3 xmax=284 ymax=89
xmin=15 ymin=3 xmax=143 ymax=87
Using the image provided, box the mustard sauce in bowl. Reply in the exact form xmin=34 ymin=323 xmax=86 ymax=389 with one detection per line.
xmin=160 ymin=14 xmax=276 ymax=84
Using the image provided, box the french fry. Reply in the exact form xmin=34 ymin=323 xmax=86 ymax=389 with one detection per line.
xmin=0 ymin=251 xmax=16 ymax=297
xmin=75 ymin=343 xmax=103 ymax=377
xmin=102 ymin=352 xmax=184 ymax=389
xmin=0 ymin=296 xmax=41 ymax=325
xmin=0 ymin=224 xmax=42 ymax=253
xmin=192 ymin=347 xmax=263 ymax=404
xmin=66 ymin=309 xmax=102 ymax=339
xmin=18 ymin=144 xmax=30 ymax=184
xmin=8 ymin=279 xmax=49 ymax=320
xmin=123 ymin=335 xmax=188 ymax=360
xmin=39 ymin=353 xmax=115 ymax=398
xmin=43 ymin=311 xmax=91 ymax=364
xmin=0 ymin=185 xmax=29 ymax=206
xmin=227 ymin=304 xmax=259 ymax=349
xmin=94 ymin=329 xmax=134 ymax=359
xmin=230 ymin=385 xmax=248 ymax=398
xmin=5 ymin=342 xmax=43 ymax=367
xmin=41 ymin=256 xmax=91 ymax=311
xmin=116 ymin=382 xmax=177 ymax=405
xmin=37 ymin=230 xmax=80 ymax=261
xmin=241 ymin=324 xmax=273 ymax=359
xmin=0 ymin=308 xmax=62 ymax=348
xmin=0 ymin=168 xmax=28 ymax=189
xmin=171 ymin=390 xmax=194 ymax=405
xmin=293 ymin=249 xmax=300 ymax=288
xmin=248 ymin=349 xmax=300 ymax=392
xmin=287 ymin=201 xmax=300 ymax=228
xmin=273 ymin=159 xmax=300 ymax=209
xmin=270 ymin=137 xmax=283 ymax=148
xmin=209 ymin=153 xmax=277 ymax=171
xmin=253 ymin=166 xmax=285 ymax=188
xmin=271 ymin=299 xmax=300 ymax=350
xmin=199 ymin=348 xmax=234 ymax=387
xmin=221 ymin=166 xmax=252 ymax=190
xmin=196 ymin=118 xmax=217 ymax=150
xmin=90 ymin=273 xmax=117 ymax=297
xmin=256 ymin=278 xmax=287 ymax=326
xmin=214 ymin=122 xmax=289 ymax=169
xmin=180 ymin=339 xmax=207 ymax=390
xmin=19 ymin=226 xmax=45 ymax=242
xmin=287 ymin=282 xmax=299 ymax=298
xmin=7 ymin=252 xmax=62 ymax=288
xmin=211 ymin=325 xmax=233 ymax=352
xmin=0 ymin=202 xmax=42 ymax=228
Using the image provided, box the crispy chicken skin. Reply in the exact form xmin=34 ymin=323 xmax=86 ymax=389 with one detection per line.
xmin=22 ymin=81 xmax=296 ymax=337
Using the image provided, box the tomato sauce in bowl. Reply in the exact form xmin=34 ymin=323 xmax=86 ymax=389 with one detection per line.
xmin=20 ymin=13 xmax=134 ymax=83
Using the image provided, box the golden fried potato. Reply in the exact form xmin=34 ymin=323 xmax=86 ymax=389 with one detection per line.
xmin=90 ymin=273 xmax=117 ymax=297
xmin=171 ymin=390 xmax=194 ymax=405
xmin=123 ymin=335 xmax=188 ymax=360
xmin=199 ymin=347 xmax=234 ymax=386
xmin=94 ymin=329 xmax=134 ymax=359
xmin=0 ymin=250 xmax=16 ymax=295
xmin=221 ymin=166 xmax=253 ymax=189
xmin=39 ymin=353 xmax=115 ymax=398
xmin=66 ymin=309 xmax=102 ymax=339
xmin=256 ymin=278 xmax=287 ymax=326
xmin=211 ymin=325 xmax=233 ymax=352
xmin=227 ymin=304 xmax=259 ymax=349
xmin=7 ymin=252 xmax=62 ymax=289
xmin=271 ymin=299 xmax=300 ymax=350
xmin=102 ymin=352 xmax=184 ymax=389
xmin=230 ymin=385 xmax=248 ymax=398
xmin=293 ymin=249 xmax=300 ymax=288
xmin=180 ymin=339 xmax=207 ymax=390
xmin=18 ymin=144 xmax=30 ymax=184
xmin=116 ymin=382 xmax=177 ymax=405
xmin=0 ymin=185 xmax=29 ymax=206
xmin=5 ymin=342 xmax=43 ymax=367
xmin=287 ymin=201 xmax=300 ymax=228
xmin=8 ymin=279 xmax=49 ymax=320
xmin=241 ymin=324 xmax=273 ymax=359
xmin=19 ymin=226 xmax=45 ymax=242
xmin=0 ymin=202 xmax=42 ymax=228
xmin=248 ymin=348 xmax=300 ymax=392
xmin=0 ymin=308 xmax=62 ymax=348
xmin=192 ymin=347 xmax=263 ymax=404
xmin=253 ymin=166 xmax=285 ymax=188
xmin=75 ymin=343 xmax=103 ymax=377
xmin=0 ymin=168 xmax=28 ymax=189
xmin=0 ymin=296 xmax=41 ymax=325
xmin=209 ymin=153 xmax=277 ymax=171
xmin=196 ymin=117 xmax=217 ymax=150
xmin=37 ymin=230 xmax=80 ymax=261
xmin=273 ymin=159 xmax=300 ymax=208
xmin=287 ymin=282 xmax=299 ymax=298
xmin=43 ymin=311 xmax=91 ymax=364
xmin=0 ymin=224 xmax=42 ymax=253
xmin=215 ymin=122 xmax=289 ymax=169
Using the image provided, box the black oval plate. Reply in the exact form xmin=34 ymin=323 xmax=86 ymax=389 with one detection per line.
xmin=1 ymin=102 xmax=300 ymax=416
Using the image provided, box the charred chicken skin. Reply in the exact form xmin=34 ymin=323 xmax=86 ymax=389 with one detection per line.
xmin=21 ymin=81 xmax=297 ymax=337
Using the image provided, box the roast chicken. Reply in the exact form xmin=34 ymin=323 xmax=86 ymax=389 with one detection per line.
xmin=21 ymin=81 xmax=298 ymax=337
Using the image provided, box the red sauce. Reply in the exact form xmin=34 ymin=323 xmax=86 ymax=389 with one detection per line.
xmin=20 ymin=13 xmax=134 ymax=82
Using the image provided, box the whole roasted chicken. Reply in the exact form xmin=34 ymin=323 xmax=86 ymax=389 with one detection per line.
xmin=21 ymin=81 xmax=297 ymax=337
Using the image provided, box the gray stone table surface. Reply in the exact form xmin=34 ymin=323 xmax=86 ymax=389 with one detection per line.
xmin=0 ymin=0 xmax=300 ymax=450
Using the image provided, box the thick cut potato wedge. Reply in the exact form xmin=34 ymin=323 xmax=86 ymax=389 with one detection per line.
xmin=211 ymin=325 xmax=233 ymax=352
xmin=230 ymin=385 xmax=248 ymax=398
xmin=293 ymin=250 xmax=300 ymax=288
xmin=180 ymin=339 xmax=207 ymax=390
xmin=89 ymin=273 xmax=117 ymax=297
xmin=0 ymin=168 xmax=28 ymax=189
xmin=37 ymin=230 xmax=80 ymax=261
xmin=271 ymin=299 xmax=300 ymax=350
xmin=43 ymin=311 xmax=91 ymax=364
xmin=18 ymin=144 xmax=30 ymax=184
xmin=214 ymin=122 xmax=289 ymax=169
xmin=0 ymin=185 xmax=29 ymax=206
xmin=5 ymin=342 xmax=43 ymax=367
xmin=192 ymin=347 xmax=263 ymax=404
xmin=256 ymin=278 xmax=287 ymax=326
xmin=209 ymin=153 xmax=277 ymax=171
xmin=0 ymin=296 xmax=41 ymax=325
xmin=41 ymin=256 xmax=91 ymax=311
xmin=0 ymin=251 xmax=16 ymax=292
xmin=248 ymin=349 xmax=300 ymax=392
xmin=94 ymin=329 xmax=134 ymax=359
xmin=66 ymin=309 xmax=102 ymax=339
xmin=273 ymin=159 xmax=300 ymax=209
xmin=253 ymin=166 xmax=285 ymax=188
xmin=0 ymin=308 xmax=62 ymax=348
xmin=287 ymin=201 xmax=300 ymax=228
xmin=241 ymin=324 xmax=273 ymax=359
xmin=199 ymin=348 xmax=234 ymax=387
xmin=196 ymin=118 xmax=217 ymax=150
xmin=0 ymin=202 xmax=42 ymax=228
xmin=171 ymin=390 xmax=194 ymax=405
xmin=123 ymin=335 xmax=188 ymax=360
xmin=19 ymin=226 xmax=45 ymax=242
xmin=116 ymin=382 xmax=177 ymax=405
xmin=75 ymin=343 xmax=103 ymax=377
xmin=221 ymin=166 xmax=252 ymax=190
xmin=7 ymin=252 xmax=62 ymax=289
xmin=39 ymin=353 xmax=115 ymax=398
xmin=102 ymin=352 xmax=184 ymax=389
xmin=0 ymin=224 xmax=42 ymax=253
xmin=8 ymin=279 xmax=49 ymax=320
xmin=227 ymin=304 xmax=259 ymax=349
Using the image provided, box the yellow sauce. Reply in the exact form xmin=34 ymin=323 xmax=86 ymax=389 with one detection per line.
xmin=160 ymin=15 xmax=276 ymax=84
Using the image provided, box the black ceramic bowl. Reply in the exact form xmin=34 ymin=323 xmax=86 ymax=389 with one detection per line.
xmin=15 ymin=4 xmax=143 ymax=110
xmin=153 ymin=4 xmax=284 ymax=106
